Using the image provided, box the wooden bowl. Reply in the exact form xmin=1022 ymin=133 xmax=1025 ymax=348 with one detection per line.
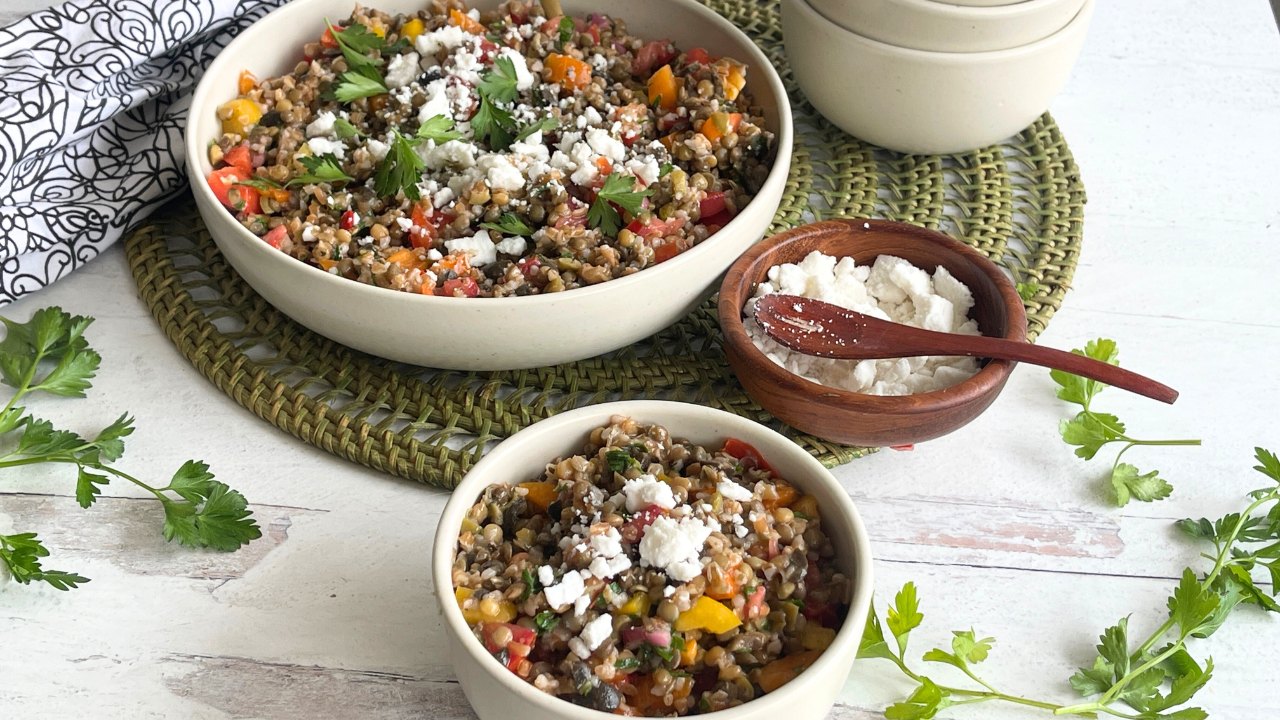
xmin=717 ymin=219 xmax=1028 ymax=446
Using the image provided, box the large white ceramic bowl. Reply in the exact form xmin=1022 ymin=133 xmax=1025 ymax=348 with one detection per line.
xmin=782 ymin=0 xmax=1093 ymax=155
xmin=432 ymin=400 xmax=874 ymax=720
xmin=185 ymin=0 xmax=792 ymax=371
xmin=936 ymin=0 xmax=1027 ymax=6
xmin=809 ymin=0 xmax=1085 ymax=53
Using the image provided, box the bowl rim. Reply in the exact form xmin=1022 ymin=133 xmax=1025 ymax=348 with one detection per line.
xmin=430 ymin=399 xmax=875 ymax=720
xmin=810 ymin=0 xmax=1084 ymax=23
xmin=716 ymin=219 xmax=1029 ymax=415
xmin=789 ymin=0 xmax=1095 ymax=59
xmin=183 ymin=0 xmax=794 ymax=309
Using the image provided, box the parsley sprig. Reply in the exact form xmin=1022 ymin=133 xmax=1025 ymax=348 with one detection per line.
xmin=480 ymin=213 xmax=533 ymax=236
xmin=288 ymin=154 xmax=354 ymax=187
xmin=588 ymin=173 xmax=652 ymax=236
xmin=416 ymin=114 xmax=462 ymax=144
xmin=373 ymin=130 xmax=425 ymax=200
xmin=860 ymin=448 xmax=1280 ymax=719
xmin=1053 ymin=339 xmax=1201 ymax=505
xmin=325 ymin=21 xmax=389 ymax=102
xmin=0 ymin=307 xmax=261 ymax=591
xmin=472 ymin=56 xmax=521 ymax=151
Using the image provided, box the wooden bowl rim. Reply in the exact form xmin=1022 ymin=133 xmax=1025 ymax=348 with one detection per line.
xmin=717 ymin=218 xmax=1029 ymax=415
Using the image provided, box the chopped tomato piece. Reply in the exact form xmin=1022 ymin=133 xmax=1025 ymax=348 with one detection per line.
xmin=437 ymin=276 xmax=480 ymax=297
xmin=595 ymin=156 xmax=613 ymax=176
xmin=480 ymin=622 xmax=537 ymax=673
xmin=632 ymin=39 xmax=677 ymax=76
xmin=320 ymin=25 xmax=341 ymax=49
xmin=516 ymin=256 xmax=541 ymax=277
xmin=409 ymin=204 xmax=450 ymax=249
xmin=698 ymin=191 xmax=727 ymax=219
xmin=626 ymin=216 xmax=684 ymax=239
xmin=802 ymin=597 xmax=842 ymax=628
xmin=339 ymin=210 xmax=358 ymax=230
xmin=684 ymin=47 xmax=715 ymax=65
xmin=222 ymin=144 xmax=253 ymax=174
xmin=653 ymin=242 xmax=680 ymax=263
xmin=262 ymin=225 xmax=288 ymax=249
xmin=743 ymin=584 xmax=767 ymax=620
xmin=622 ymin=503 xmax=667 ymax=543
xmin=701 ymin=210 xmax=733 ymax=232
xmin=722 ymin=438 xmax=775 ymax=474
xmin=206 ymin=167 xmax=260 ymax=215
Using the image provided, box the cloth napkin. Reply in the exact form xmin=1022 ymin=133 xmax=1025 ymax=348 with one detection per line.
xmin=0 ymin=0 xmax=289 ymax=305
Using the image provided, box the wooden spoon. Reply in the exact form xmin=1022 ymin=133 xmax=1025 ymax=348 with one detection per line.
xmin=753 ymin=294 xmax=1179 ymax=404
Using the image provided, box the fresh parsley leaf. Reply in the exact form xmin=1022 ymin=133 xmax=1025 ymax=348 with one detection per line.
xmin=32 ymin=346 xmax=100 ymax=397
xmin=658 ymin=162 xmax=673 ymax=178
xmin=0 ymin=307 xmax=93 ymax=392
xmin=481 ymin=213 xmax=534 ymax=237
xmin=1254 ymin=446 xmax=1280 ymax=484
xmin=416 ymin=114 xmax=462 ymax=144
xmin=588 ymin=173 xmax=652 ymax=236
xmin=477 ymin=55 xmax=519 ymax=104
xmin=884 ymin=678 xmax=949 ymax=720
xmin=857 ymin=608 xmax=896 ymax=662
xmin=534 ymin=610 xmax=560 ymax=634
xmin=471 ymin=97 xmax=515 ymax=151
xmin=605 ymin=448 xmax=640 ymax=473
xmin=520 ymin=568 xmax=539 ymax=602
xmin=326 ymin=21 xmax=386 ymax=77
xmin=1059 ymin=411 xmax=1126 ymax=460
xmin=334 ymin=117 xmax=363 ymax=139
xmin=233 ymin=177 xmax=284 ymax=193
xmin=373 ymin=131 xmax=426 ymax=201
xmin=17 ymin=417 xmax=84 ymax=457
xmin=1112 ymin=462 xmax=1173 ymax=506
xmin=161 ymin=479 xmax=261 ymax=551
xmin=92 ymin=413 xmax=134 ymax=464
xmin=515 ymin=116 xmax=559 ymax=142
xmin=0 ymin=533 xmax=89 ymax=590
xmin=332 ymin=71 xmax=388 ymax=102
xmin=166 ymin=459 xmax=218 ymax=504
xmin=288 ymin=155 xmax=354 ymax=187
xmin=1070 ymin=656 xmax=1116 ymax=696
xmin=1168 ymin=569 xmax=1221 ymax=639
xmin=1050 ymin=338 xmax=1118 ymax=408
xmin=74 ymin=467 xmax=109 ymax=509
xmin=557 ymin=16 xmax=574 ymax=48
xmin=886 ymin=582 xmax=924 ymax=656
xmin=614 ymin=656 xmax=640 ymax=671
xmin=950 ymin=629 xmax=994 ymax=664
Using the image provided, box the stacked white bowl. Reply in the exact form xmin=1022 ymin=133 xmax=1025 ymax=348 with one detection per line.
xmin=782 ymin=0 xmax=1094 ymax=154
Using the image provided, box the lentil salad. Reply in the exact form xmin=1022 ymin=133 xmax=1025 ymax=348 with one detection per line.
xmin=452 ymin=416 xmax=850 ymax=716
xmin=207 ymin=1 xmax=776 ymax=298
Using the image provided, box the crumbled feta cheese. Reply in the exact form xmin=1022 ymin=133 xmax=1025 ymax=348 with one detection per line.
xmin=415 ymin=25 xmax=472 ymax=56
xmin=444 ymin=230 xmax=497 ymax=265
xmin=418 ymin=79 xmax=453 ymax=122
xmin=734 ymin=525 xmax=749 ymax=538
xmin=573 ymin=593 xmax=591 ymax=616
xmin=306 ymin=137 xmax=345 ymax=159
xmin=590 ymin=528 xmax=624 ymax=559
xmin=482 ymin=154 xmax=525 ymax=191
xmin=423 ymin=140 xmax=477 ymax=170
xmin=306 ymin=111 xmax=336 ymax=138
xmin=365 ymin=138 xmax=390 ymax=161
xmin=746 ymin=250 xmax=982 ymax=395
xmin=494 ymin=235 xmax=528 ymax=256
xmin=538 ymin=565 xmax=556 ymax=586
xmin=622 ymin=475 xmax=676 ymax=512
xmin=432 ymin=186 xmax=455 ymax=209
xmin=394 ymin=217 xmax=413 ymax=231
xmin=580 ymin=614 xmax=613 ymax=653
xmin=638 ymin=515 xmax=715 ymax=582
xmin=717 ymin=479 xmax=754 ymax=502
xmin=544 ymin=569 xmax=586 ymax=610
xmin=586 ymin=128 xmax=626 ymax=162
xmin=384 ymin=51 xmax=421 ymax=89
xmin=568 ymin=636 xmax=591 ymax=659
xmin=625 ymin=156 xmax=661 ymax=186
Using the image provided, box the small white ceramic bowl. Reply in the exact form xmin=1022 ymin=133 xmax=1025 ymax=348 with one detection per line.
xmin=782 ymin=0 xmax=1093 ymax=154
xmin=935 ymin=0 xmax=1027 ymax=6
xmin=809 ymin=0 xmax=1085 ymax=53
xmin=185 ymin=0 xmax=792 ymax=371
xmin=432 ymin=400 xmax=874 ymax=720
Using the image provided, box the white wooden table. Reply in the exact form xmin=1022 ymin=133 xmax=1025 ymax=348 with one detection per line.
xmin=2 ymin=1 xmax=1278 ymax=718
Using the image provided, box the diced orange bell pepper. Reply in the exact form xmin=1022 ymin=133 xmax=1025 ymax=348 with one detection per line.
xmin=238 ymin=70 xmax=258 ymax=95
xmin=518 ymin=481 xmax=558 ymax=512
xmin=657 ymin=133 xmax=678 ymax=152
xmin=717 ymin=60 xmax=747 ymax=102
xmin=647 ymin=64 xmax=677 ymax=112
xmin=703 ymin=559 xmax=742 ymax=600
xmin=317 ymin=257 xmax=337 ymax=271
xmin=757 ymin=650 xmax=822 ymax=693
xmin=698 ymin=112 xmax=742 ymax=144
xmin=448 ymin=8 xmax=485 ymax=35
xmin=673 ymin=596 xmax=741 ymax=634
xmin=386 ymin=248 xmax=416 ymax=266
xmin=545 ymin=53 xmax=592 ymax=89
xmin=762 ymin=483 xmax=799 ymax=510
xmin=678 ymin=637 xmax=698 ymax=667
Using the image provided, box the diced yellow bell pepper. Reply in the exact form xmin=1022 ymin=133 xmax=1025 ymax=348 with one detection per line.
xmin=619 ymin=593 xmax=652 ymax=618
xmin=218 ymin=97 xmax=263 ymax=137
xmin=455 ymin=586 xmax=516 ymax=625
xmin=401 ymin=17 xmax=425 ymax=41
xmin=674 ymin=596 xmax=742 ymax=634
xmin=792 ymin=494 xmax=820 ymax=520
xmin=721 ymin=61 xmax=746 ymax=101
xmin=799 ymin=623 xmax=836 ymax=651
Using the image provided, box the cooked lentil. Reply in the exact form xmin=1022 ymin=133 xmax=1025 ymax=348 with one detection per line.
xmin=452 ymin=416 xmax=850 ymax=716
xmin=206 ymin=1 xmax=776 ymax=298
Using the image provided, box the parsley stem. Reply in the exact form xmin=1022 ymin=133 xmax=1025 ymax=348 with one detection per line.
xmin=0 ymin=456 xmax=166 ymax=501
xmin=0 ymin=345 xmax=44 ymax=417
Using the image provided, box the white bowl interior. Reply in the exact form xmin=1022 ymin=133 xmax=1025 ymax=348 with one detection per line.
xmin=432 ymin=400 xmax=874 ymax=720
xmin=184 ymin=0 xmax=793 ymax=370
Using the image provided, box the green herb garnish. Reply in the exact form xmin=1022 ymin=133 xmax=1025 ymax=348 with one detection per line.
xmin=615 ymin=656 xmax=641 ymax=671
xmin=373 ymin=131 xmax=426 ymax=200
xmin=519 ymin=568 xmax=540 ymax=602
xmin=472 ymin=56 xmax=521 ymax=150
xmin=588 ymin=173 xmax=652 ymax=236
xmin=334 ymin=117 xmax=362 ymax=139
xmin=233 ymin=177 xmax=283 ymax=192
xmin=331 ymin=72 xmax=388 ymax=102
xmin=1053 ymin=339 xmax=1200 ymax=505
xmin=480 ymin=213 xmax=534 ymax=237
xmin=287 ymin=154 xmax=354 ymax=187
xmin=658 ymin=162 xmax=674 ymax=178
xmin=515 ymin=116 xmax=560 ymax=143
xmin=325 ymin=21 xmax=390 ymax=102
xmin=416 ymin=114 xmax=462 ymax=144
xmin=605 ymin=448 xmax=640 ymax=473
xmin=534 ymin=610 xmax=560 ymax=634
xmin=0 ymin=307 xmax=260 ymax=591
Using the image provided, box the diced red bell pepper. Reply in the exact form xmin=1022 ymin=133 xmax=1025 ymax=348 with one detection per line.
xmin=480 ymin=622 xmax=537 ymax=673
xmin=207 ymin=167 xmax=260 ymax=215
xmin=626 ymin=216 xmax=684 ymax=239
xmin=684 ymin=47 xmax=715 ymax=66
xmin=222 ymin=144 xmax=253 ymax=174
xmin=320 ymin=25 xmax=342 ymax=49
xmin=653 ymin=243 xmax=680 ymax=263
xmin=409 ymin=204 xmax=450 ymax=249
xmin=436 ymin=276 xmax=480 ymax=297
xmin=701 ymin=210 xmax=733 ymax=233
xmin=262 ymin=225 xmax=288 ymax=249
xmin=632 ymin=39 xmax=677 ymax=76
xmin=698 ymin=191 xmax=727 ymax=219
xmin=723 ymin=438 xmax=775 ymax=474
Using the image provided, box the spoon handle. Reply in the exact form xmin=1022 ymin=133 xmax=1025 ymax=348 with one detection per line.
xmin=884 ymin=326 xmax=1179 ymax=404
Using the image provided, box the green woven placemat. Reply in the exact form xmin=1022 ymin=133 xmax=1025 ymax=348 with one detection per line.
xmin=124 ymin=0 xmax=1084 ymax=489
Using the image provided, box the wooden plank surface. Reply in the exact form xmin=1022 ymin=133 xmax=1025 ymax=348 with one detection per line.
xmin=2 ymin=0 xmax=1279 ymax=718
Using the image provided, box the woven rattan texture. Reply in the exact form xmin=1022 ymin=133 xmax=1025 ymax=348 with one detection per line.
xmin=125 ymin=0 xmax=1085 ymax=489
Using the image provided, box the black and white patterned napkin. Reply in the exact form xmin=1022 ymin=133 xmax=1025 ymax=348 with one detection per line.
xmin=0 ymin=0 xmax=289 ymax=304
